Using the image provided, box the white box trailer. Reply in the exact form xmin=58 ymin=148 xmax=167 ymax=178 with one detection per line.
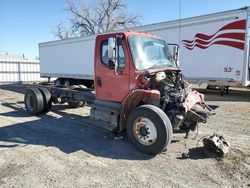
xmin=136 ymin=7 xmax=250 ymax=87
xmin=40 ymin=7 xmax=250 ymax=87
xmin=39 ymin=35 xmax=96 ymax=80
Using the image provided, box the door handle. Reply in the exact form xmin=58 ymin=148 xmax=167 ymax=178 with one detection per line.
xmin=96 ymin=76 xmax=102 ymax=87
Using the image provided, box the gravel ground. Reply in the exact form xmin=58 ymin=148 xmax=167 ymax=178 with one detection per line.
xmin=0 ymin=84 xmax=249 ymax=188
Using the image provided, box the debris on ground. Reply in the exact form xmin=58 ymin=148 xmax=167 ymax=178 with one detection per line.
xmin=203 ymin=133 xmax=230 ymax=157
xmin=181 ymin=152 xmax=189 ymax=159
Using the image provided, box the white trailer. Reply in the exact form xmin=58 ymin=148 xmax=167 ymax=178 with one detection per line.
xmin=136 ymin=7 xmax=250 ymax=88
xmin=39 ymin=35 xmax=96 ymax=81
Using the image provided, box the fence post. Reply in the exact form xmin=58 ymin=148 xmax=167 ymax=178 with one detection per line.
xmin=18 ymin=61 xmax=21 ymax=83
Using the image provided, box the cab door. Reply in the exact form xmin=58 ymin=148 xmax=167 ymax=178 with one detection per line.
xmin=94 ymin=35 xmax=130 ymax=102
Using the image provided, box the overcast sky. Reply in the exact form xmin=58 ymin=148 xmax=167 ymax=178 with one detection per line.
xmin=0 ymin=0 xmax=249 ymax=59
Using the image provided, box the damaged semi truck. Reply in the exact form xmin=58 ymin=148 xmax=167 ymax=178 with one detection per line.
xmin=25 ymin=31 xmax=215 ymax=155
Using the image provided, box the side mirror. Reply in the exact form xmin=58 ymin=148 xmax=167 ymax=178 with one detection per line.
xmin=108 ymin=37 xmax=118 ymax=75
xmin=167 ymin=43 xmax=179 ymax=67
xmin=108 ymin=37 xmax=116 ymax=60
xmin=173 ymin=46 xmax=178 ymax=61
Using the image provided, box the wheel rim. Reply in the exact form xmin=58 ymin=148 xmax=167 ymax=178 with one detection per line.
xmin=133 ymin=117 xmax=157 ymax=146
xmin=26 ymin=94 xmax=34 ymax=111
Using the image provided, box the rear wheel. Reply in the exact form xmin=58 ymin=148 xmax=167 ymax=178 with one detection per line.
xmin=126 ymin=105 xmax=172 ymax=155
xmin=38 ymin=87 xmax=52 ymax=113
xmin=24 ymin=88 xmax=44 ymax=115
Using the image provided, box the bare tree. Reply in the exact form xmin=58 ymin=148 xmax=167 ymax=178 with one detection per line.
xmin=53 ymin=0 xmax=142 ymax=39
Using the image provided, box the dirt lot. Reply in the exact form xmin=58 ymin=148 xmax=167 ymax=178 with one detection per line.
xmin=0 ymin=84 xmax=249 ymax=188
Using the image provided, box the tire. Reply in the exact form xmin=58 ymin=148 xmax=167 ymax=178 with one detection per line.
xmin=126 ymin=104 xmax=173 ymax=155
xmin=24 ymin=88 xmax=44 ymax=115
xmin=55 ymin=79 xmax=62 ymax=86
xmin=67 ymin=85 xmax=86 ymax=108
xmin=38 ymin=87 xmax=52 ymax=113
xmin=64 ymin=79 xmax=72 ymax=87
xmin=68 ymin=101 xmax=85 ymax=108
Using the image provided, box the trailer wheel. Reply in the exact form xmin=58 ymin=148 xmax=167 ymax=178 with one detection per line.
xmin=126 ymin=105 xmax=172 ymax=155
xmin=55 ymin=79 xmax=62 ymax=86
xmin=24 ymin=88 xmax=44 ymax=115
xmin=68 ymin=101 xmax=85 ymax=108
xmin=64 ymin=79 xmax=72 ymax=87
xmin=38 ymin=87 xmax=52 ymax=113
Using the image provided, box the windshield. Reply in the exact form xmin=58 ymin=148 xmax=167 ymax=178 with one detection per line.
xmin=128 ymin=36 xmax=176 ymax=70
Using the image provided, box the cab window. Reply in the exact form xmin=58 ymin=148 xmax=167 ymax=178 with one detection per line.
xmin=101 ymin=40 xmax=109 ymax=66
xmin=100 ymin=39 xmax=125 ymax=68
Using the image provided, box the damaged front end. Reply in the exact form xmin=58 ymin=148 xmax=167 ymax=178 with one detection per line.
xmin=145 ymin=69 xmax=215 ymax=133
xmin=181 ymin=90 xmax=215 ymax=132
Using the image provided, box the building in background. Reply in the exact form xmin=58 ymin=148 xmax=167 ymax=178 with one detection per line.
xmin=0 ymin=54 xmax=46 ymax=83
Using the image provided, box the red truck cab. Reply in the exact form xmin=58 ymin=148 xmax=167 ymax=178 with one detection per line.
xmin=95 ymin=31 xmax=179 ymax=100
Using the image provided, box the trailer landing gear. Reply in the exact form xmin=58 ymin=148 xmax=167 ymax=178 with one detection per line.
xmin=220 ymin=86 xmax=229 ymax=96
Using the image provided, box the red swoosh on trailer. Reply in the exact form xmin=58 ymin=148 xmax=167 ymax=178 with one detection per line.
xmin=181 ymin=19 xmax=246 ymax=50
xmin=183 ymin=40 xmax=245 ymax=50
xmin=182 ymin=33 xmax=245 ymax=47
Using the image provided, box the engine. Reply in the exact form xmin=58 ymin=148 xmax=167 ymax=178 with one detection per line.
xmin=145 ymin=70 xmax=214 ymax=133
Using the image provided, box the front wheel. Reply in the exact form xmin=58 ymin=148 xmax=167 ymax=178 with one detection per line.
xmin=126 ymin=105 xmax=173 ymax=155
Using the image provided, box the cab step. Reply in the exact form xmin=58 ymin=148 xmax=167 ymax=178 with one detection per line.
xmin=83 ymin=117 xmax=117 ymax=132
